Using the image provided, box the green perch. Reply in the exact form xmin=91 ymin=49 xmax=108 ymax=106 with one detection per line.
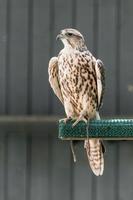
xmin=59 ymin=119 xmax=133 ymax=140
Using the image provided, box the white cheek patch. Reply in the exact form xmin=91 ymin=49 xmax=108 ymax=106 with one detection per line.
xmin=61 ymin=38 xmax=71 ymax=48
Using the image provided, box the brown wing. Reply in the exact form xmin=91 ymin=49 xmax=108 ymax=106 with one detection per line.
xmin=95 ymin=59 xmax=105 ymax=110
xmin=48 ymin=57 xmax=64 ymax=104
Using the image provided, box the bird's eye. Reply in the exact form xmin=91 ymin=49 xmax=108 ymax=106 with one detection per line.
xmin=67 ymin=33 xmax=73 ymax=36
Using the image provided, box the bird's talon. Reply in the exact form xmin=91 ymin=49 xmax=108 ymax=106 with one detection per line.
xmin=61 ymin=117 xmax=71 ymax=124
xmin=72 ymin=118 xmax=87 ymax=127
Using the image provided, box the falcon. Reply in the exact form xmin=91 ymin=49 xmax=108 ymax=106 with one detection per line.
xmin=48 ymin=28 xmax=105 ymax=176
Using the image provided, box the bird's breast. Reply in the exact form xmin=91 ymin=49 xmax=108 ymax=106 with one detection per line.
xmin=58 ymin=53 xmax=93 ymax=97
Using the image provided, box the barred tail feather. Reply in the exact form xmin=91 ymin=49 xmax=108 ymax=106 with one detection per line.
xmin=84 ymin=139 xmax=104 ymax=176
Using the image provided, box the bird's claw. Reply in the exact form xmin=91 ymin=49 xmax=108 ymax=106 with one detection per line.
xmin=72 ymin=117 xmax=87 ymax=127
xmin=61 ymin=117 xmax=72 ymax=124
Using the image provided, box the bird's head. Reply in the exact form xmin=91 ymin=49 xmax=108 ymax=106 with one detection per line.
xmin=56 ymin=28 xmax=87 ymax=50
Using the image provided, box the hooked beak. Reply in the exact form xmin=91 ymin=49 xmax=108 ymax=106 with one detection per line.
xmin=56 ymin=33 xmax=64 ymax=40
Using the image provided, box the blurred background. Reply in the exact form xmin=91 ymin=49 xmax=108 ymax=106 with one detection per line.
xmin=0 ymin=0 xmax=133 ymax=199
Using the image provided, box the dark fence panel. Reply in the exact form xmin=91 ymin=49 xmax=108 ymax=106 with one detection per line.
xmin=31 ymin=0 xmax=50 ymax=114
xmin=98 ymin=0 xmax=117 ymax=116
xmin=0 ymin=122 xmax=132 ymax=200
xmin=0 ymin=0 xmax=7 ymax=114
xmin=0 ymin=117 xmax=131 ymax=199
xmin=120 ymin=0 xmax=133 ymax=115
xmin=6 ymin=0 xmax=29 ymax=114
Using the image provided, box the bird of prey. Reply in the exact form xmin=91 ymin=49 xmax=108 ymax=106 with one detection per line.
xmin=48 ymin=28 xmax=105 ymax=176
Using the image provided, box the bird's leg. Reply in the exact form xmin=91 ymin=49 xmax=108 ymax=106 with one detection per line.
xmin=72 ymin=110 xmax=88 ymax=127
xmin=96 ymin=111 xmax=100 ymax=120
